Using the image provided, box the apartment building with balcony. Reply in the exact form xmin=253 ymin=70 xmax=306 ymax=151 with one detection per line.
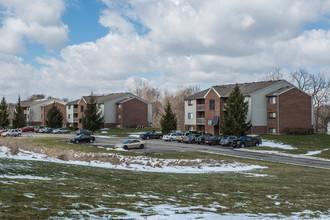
xmin=185 ymin=80 xmax=313 ymax=135
xmin=66 ymin=93 xmax=152 ymax=129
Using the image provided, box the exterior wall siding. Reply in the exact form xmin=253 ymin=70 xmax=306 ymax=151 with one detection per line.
xmin=278 ymin=88 xmax=313 ymax=133
xmin=204 ymin=89 xmax=221 ymax=135
xmin=121 ymin=98 xmax=148 ymax=128
xmin=41 ymin=102 xmax=67 ymax=126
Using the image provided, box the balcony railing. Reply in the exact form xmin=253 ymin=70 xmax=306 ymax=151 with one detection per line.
xmin=196 ymin=118 xmax=205 ymax=125
xmin=73 ymin=109 xmax=78 ymax=113
xmin=73 ymin=118 xmax=78 ymax=123
xmin=196 ymin=104 xmax=205 ymax=111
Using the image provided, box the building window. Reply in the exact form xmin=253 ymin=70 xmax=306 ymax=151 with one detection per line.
xmin=80 ymin=105 xmax=84 ymax=112
xmin=98 ymin=104 xmax=101 ymax=108
xmin=209 ymin=99 xmax=215 ymax=110
xmin=269 ymin=112 xmax=276 ymax=119
xmin=68 ymin=114 xmax=71 ymax=119
xmin=269 ymin=97 xmax=276 ymax=104
xmin=117 ymin=125 xmax=121 ymax=128
xmin=188 ymin=100 xmax=193 ymax=106
xmin=188 ymin=113 xmax=193 ymax=119
xmin=118 ymin=114 xmax=121 ymax=119
xmin=118 ymin=104 xmax=121 ymax=109
xmin=68 ymin=105 xmax=71 ymax=110
xmin=207 ymin=119 xmax=212 ymax=126
xmin=188 ymin=126 xmax=194 ymax=131
xmin=269 ymin=128 xmax=276 ymax=134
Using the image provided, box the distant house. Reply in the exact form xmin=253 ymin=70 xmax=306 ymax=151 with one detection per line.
xmin=66 ymin=93 xmax=152 ymax=129
xmin=185 ymin=80 xmax=313 ymax=135
xmin=21 ymin=99 xmax=67 ymax=126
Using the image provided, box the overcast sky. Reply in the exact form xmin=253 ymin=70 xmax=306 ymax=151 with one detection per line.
xmin=1 ymin=0 xmax=330 ymax=103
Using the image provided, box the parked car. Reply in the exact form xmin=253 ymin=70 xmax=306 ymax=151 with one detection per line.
xmin=76 ymin=129 xmax=93 ymax=135
xmin=39 ymin=127 xmax=53 ymax=133
xmin=52 ymin=128 xmax=70 ymax=134
xmin=220 ymin=136 xmax=237 ymax=146
xmin=162 ymin=133 xmax=178 ymax=141
xmin=34 ymin=126 xmax=44 ymax=133
xmin=140 ymin=132 xmax=162 ymax=139
xmin=115 ymin=139 xmax=146 ymax=150
xmin=232 ymin=136 xmax=262 ymax=148
xmin=0 ymin=129 xmax=8 ymax=135
xmin=70 ymin=134 xmax=95 ymax=144
xmin=182 ymin=134 xmax=198 ymax=144
xmin=1 ymin=129 xmax=22 ymax=137
xmin=21 ymin=126 xmax=35 ymax=132
xmin=195 ymin=135 xmax=211 ymax=144
xmin=174 ymin=132 xmax=190 ymax=142
xmin=204 ymin=136 xmax=221 ymax=145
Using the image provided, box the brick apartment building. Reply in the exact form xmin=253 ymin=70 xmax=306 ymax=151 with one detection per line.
xmin=21 ymin=99 xmax=67 ymax=126
xmin=185 ymin=80 xmax=313 ymax=135
xmin=66 ymin=93 xmax=152 ymax=129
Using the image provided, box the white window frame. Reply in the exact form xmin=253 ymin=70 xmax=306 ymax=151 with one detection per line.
xmin=269 ymin=112 xmax=276 ymax=119
xmin=207 ymin=119 xmax=212 ymax=126
xmin=269 ymin=97 xmax=276 ymax=104
xmin=188 ymin=113 xmax=193 ymax=119
xmin=269 ymin=128 xmax=276 ymax=134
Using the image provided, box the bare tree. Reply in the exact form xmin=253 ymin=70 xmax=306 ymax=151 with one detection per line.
xmin=290 ymin=70 xmax=330 ymax=133
xmin=266 ymin=68 xmax=284 ymax=81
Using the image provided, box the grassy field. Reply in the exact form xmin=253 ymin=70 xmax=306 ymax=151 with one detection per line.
xmin=249 ymin=134 xmax=330 ymax=159
xmin=0 ymin=137 xmax=329 ymax=219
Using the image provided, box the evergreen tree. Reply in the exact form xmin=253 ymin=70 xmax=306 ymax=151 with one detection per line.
xmin=81 ymin=94 xmax=104 ymax=131
xmin=46 ymin=104 xmax=63 ymax=128
xmin=220 ymin=84 xmax=251 ymax=137
xmin=0 ymin=97 xmax=10 ymax=127
xmin=12 ymin=96 xmax=26 ymax=128
xmin=160 ymin=102 xmax=177 ymax=134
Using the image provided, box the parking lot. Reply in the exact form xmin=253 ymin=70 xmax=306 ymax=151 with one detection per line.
xmin=12 ymin=132 xmax=330 ymax=169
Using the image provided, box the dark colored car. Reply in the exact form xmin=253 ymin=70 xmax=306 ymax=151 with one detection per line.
xmin=182 ymin=134 xmax=198 ymax=143
xmin=70 ymin=134 xmax=95 ymax=144
xmin=76 ymin=129 xmax=93 ymax=135
xmin=195 ymin=135 xmax=210 ymax=144
xmin=140 ymin=132 xmax=162 ymax=140
xmin=204 ymin=136 xmax=221 ymax=145
xmin=21 ymin=126 xmax=35 ymax=132
xmin=232 ymin=136 xmax=262 ymax=148
xmin=220 ymin=136 xmax=237 ymax=146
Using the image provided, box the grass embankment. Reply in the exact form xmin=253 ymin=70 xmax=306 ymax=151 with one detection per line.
xmin=250 ymin=134 xmax=330 ymax=159
xmin=0 ymin=137 xmax=329 ymax=218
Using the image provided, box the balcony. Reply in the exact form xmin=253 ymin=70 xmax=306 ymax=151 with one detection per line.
xmin=196 ymin=118 xmax=205 ymax=125
xmin=196 ymin=104 xmax=205 ymax=111
xmin=73 ymin=118 xmax=79 ymax=123
xmin=73 ymin=108 xmax=78 ymax=113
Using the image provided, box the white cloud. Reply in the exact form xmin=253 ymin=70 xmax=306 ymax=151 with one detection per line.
xmin=0 ymin=0 xmax=68 ymax=54
xmin=1 ymin=0 xmax=330 ymax=102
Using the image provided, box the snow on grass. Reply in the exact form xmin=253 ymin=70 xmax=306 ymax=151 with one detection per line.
xmin=261 ymin=140 xmax=296 ymax=150
xmin=303 ymin=148 xmax=329 ymax=156
xmin=0 ymin=174 xmax=52 ymax=181
xmin=0 ymin=146 xmax=266 ymax=174
xmin=49 ymin=202 xmax=330 ymax=220
xmin=24 ymin=193 xmax=36 ymax=198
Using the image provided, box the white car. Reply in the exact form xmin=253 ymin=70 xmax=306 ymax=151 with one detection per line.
xmin=115 ymin=139 xmax=146 ymax=150
xmin=52 ymin=128 xmax=70 ymax=134
xmin=1 ymin=129 xmax=22 ymax=137
xmin=162 ymin=133 xmax=178 ymax=141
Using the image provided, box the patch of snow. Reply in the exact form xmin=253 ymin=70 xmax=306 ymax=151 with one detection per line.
xmin=0 ymin=146 xmax=267 ymax=174
xmin=24 ymin=193 xmax=35 ymax=198
xmin=101 ymin=131 xmax=108 ymax=134
xmin=128 ymin=134 xmax=140 ymax=138
xmin=243 ymin=173 xmax=269 ymax=177
xmin=261 ymin=140 xmax=296 ymax=150
xmin=267 ymin=195 xmax=278 ymax=200
xmin=304 ymin=148 xmax=329 ymax=156
xmin=0 ymin=174 xmax=51 ymax=181
xmin=62 ymin=193 xmax=80 ymax=198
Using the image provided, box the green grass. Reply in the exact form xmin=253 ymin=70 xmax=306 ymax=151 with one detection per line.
xmin=0 ymin=152 xmax=329 ymax=219
xmin=93 ymin=127 xmax=161 ymax=137
xmin=250 ymin=134 xmax=330 ymax=159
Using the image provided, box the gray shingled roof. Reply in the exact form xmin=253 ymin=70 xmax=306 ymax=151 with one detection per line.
xmin=266 ymin=86 xmax=293 ymax=96
xmin=186 ymin=80 xmax=285 ymax=99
